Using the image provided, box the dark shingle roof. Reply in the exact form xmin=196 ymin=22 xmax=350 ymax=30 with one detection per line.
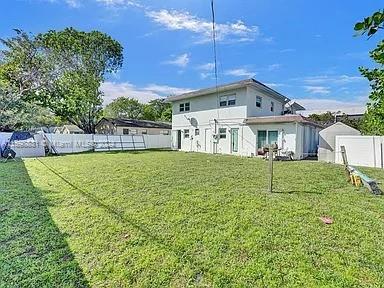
xmin=101 ymin=118 xmax=171 ymax=129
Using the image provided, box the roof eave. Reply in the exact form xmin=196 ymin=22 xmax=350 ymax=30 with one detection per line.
xmin=165 ymin=79 xmax=290 ymax=104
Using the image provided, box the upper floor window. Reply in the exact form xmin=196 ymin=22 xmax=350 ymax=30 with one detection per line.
xmin=219 ymin=94 xmax=236 ymax=107
xmin=184 ymin=129 xmax=190 ymax=138
xmin=228 ymin=95 xmax=236 ymax=106
xmin=256 ymin=96 xmax=262 ymax=108
xmin=219 ymin=96 xmax=227 ymax=107
xmin=271 ymin=101 xmax=274 ymax=112
xmin=195 ymin=129 xmax=200 ymax=136
xmin=179 ymin=102 xmax=190 ymax=112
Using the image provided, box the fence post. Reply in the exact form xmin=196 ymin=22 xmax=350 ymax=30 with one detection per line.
xmin=120 ymin=135 xmax=123 ymax=151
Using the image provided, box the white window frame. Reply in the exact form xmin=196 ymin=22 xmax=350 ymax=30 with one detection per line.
xmin=219 ymin=128 xmax=227 ymax=139
xmin=219 ymin=94 xmax=236 ymax=107
xmin=219 ymin=96 xmax=227 ymax=107
xmin=179 ymin=103 xmax=185 ymax=112
xmin=184 ymin=129 xmax=190 ymax=138
xmin=195 ymin=128 xmax=200 ymax=136
xmin=256 ymin=96 xmax=262 ymax=108
xmin=141 ymin=129 xmax=148 ymax=135
xmin=228 ymin=95 xmax=236 ymax=106
xmin=161 ymin=130 xmax=170 ymax=135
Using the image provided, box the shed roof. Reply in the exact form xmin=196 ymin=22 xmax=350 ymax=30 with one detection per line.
xmin=62 ymin=125 xmax=83 ymax=133
xmin=244 ymin=115 xmax=324 ymax=128
xmin=166 ymin=78 xmax=291 ymax=104
xmin=99 ymin=118 xmax=172 ymax=129
xmin=319 ymin=122 xmax=361 ymax=135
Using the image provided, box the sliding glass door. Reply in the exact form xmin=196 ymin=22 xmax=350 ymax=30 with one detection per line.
xmin=257 ymin=130 xmax=278 ymax=149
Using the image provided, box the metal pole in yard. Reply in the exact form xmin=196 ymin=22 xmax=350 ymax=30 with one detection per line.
xmin=268 ymin=144 xmax=273 ymax=193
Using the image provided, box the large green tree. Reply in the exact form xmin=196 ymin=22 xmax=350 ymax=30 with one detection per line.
xmin=104 ymin=97 xmax=144 ymax=119
xmin=104 ymin=97 xmax=172 ymax=122
xmin=308 ymin=112 xmax=363 ymax=131
xmin=0 ymin=28 xmax=123 ymax=133
xmin=354 ymin=10 xmax=384 ymax=134
xmin=147 ymin=98 xmax=172 ymax=122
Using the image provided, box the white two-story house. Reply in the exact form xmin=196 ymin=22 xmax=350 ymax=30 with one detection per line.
xmin=166 ymin=79 xmax=322 ymax=159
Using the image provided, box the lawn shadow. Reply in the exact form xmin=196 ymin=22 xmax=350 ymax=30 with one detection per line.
xmin=36 ymin=158 xmax=213 ymax=280
xmin=272 ymin=190 xmax=323 ymax=195
xmin=0 ymin=161 xmax=89 ymax=287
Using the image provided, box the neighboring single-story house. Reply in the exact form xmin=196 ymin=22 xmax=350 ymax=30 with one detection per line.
xmin=95 ymin=118 xmax=172 ymax=135
xmin=55 ymin=125 xmax=84 ymax=134
xmin=318 ymin=122 xmax=361 ymax=163
xmin=166 ymin=78 xmax=323 ymax=159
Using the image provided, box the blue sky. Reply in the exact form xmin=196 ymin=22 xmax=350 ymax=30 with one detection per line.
xmin=1 ymin=0 xmax=382 ymax=112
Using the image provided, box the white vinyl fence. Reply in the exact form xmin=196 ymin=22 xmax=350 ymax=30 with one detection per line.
xmin=0 ymin=133 xmax=171 ymax=158
xmin=335 ymin=135 xmax=384 ymax=168
xmin=44 ymin=133 xmax=171 ymax=154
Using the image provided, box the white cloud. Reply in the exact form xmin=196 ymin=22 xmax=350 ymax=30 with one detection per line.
xmin=280 ymin=48 xmax=295 ymax=53
xmin=95 ymin=0 xmax=142 ymax=8
xmin=46 ymin=1 xmax=264 ymax=43
xmin=163 ymin=53 xmax=190 ymax=68
xmin=146 ymin=9 xmax=260 ymax=43
xmin=295 ymin=99 xmax=366 ymax=116
xmin=264 ymin=83 xmax=285 ymax=88
xmin=197 ymin=62 xmax=215 ymax=71
xmin=143 ymin=84 xmax=192 ymax=96
xmin=196 ymin=62 xmax=216 ymax=79
xmin=302 ymin=75 xmax=364 ymax=85
xmin=304 ymin=86 xmax=331 ymax=95
xmin=100 ymin=81 xmax=191 ymax=105
xmin=267 ymin=64 xmax=281 ymax=71
xmin=224 ymin=68 xmax=256 ymax=78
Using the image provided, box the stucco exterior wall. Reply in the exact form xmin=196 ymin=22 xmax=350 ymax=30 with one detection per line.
xmin=171 ymin=85 xmax=319 ymax=159
xmin=246 ymin=86 xmax=285 ymax=117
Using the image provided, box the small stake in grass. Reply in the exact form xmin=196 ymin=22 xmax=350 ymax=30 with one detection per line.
xmin=268 ymin=144 xmax=273 ymax=193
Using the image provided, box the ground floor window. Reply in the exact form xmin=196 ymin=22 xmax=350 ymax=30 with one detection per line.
xmin=161 ymin=130 xmax=170 ymax=135
xmin=219 ymin=128 xmax=226 ymax=139
xmin=141 ymin=129 xmax=147 ymax=135
xmin=195 ymin=128 xmax=200 ymax=136
xmin=123 ymin=128 xmax=129 ymax=135
xmin=184 ymin=129 xmax=190 ymax=138
xmin=257 ymin=130 xmax=278 ymax=149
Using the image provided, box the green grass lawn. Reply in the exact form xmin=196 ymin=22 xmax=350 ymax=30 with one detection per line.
xmin=2 ymin=151 xmax=384 ymax=287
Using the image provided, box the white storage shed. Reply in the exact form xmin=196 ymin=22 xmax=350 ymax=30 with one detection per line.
xmin=318 ymin=122 xmax=361 ymax=163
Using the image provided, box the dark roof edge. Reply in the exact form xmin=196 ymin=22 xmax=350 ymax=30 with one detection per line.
xmin=165 ymin=79 xmax=290 ymax=104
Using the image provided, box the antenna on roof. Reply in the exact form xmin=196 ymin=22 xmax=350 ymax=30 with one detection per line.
xmin=211 ymin=0 xmax=219 ymax=89
xmin=211 ymin=0 xmax=220 ymax=154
